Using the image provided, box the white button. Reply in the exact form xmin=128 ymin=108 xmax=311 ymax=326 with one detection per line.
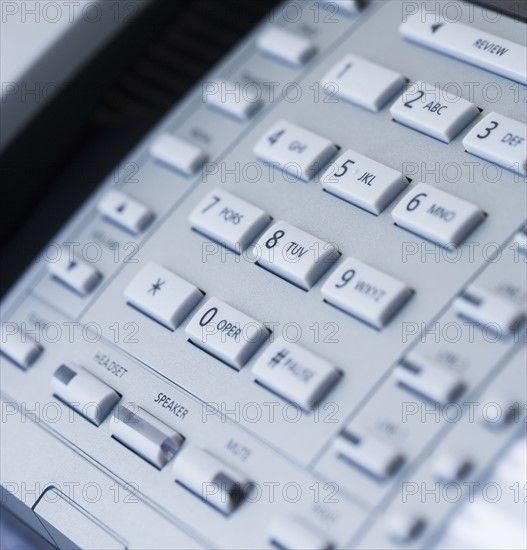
xmin=111 ymin=404 xmax=184 ymax=469
xmin=125 ymin=262 xmax=203 ymax=330
xmin=335 ymin=428 xmax=406 ymax=479
xmin=172 ymin=446 xmax=250 ymax=515
xmin=253 ymin=221 xmax=340 ymax=290
xmin=387 ymin=514 xmax=427 ymax=543
xmin=392 ymin=182 xmax=485 ymax=248
xmin=204 ymin=79 xmax=262 ymax=121
xmin=463 ymin=112 xmax=527 ymax=176
xmin=434 ymin=452 xmax=474 ymax=482
xmin=189 ymin=189 xmax=271 ymax=251
xmin=48 ymin=254 xmax=101 ymax=296
xmin=98 ymin=190 xmax=154 ymax=235
xmin=400 ymin=10 xmax=527 ymax=85
xmin=395 ymin=355 xmax=466 ymax=404
xmin=256 ymin=27 xmax=316 ymax=67
xmin=51 ymin=363 xmax=120 ymax=426
xmin=254 ymin=120 xmax=338 ymax=181
xmin=186 ymin=298 xmax=268 ymax=370
xmin=0 ymin=324 xmax=42 ymax=369
xmin=480 ymin=393 xmax=521 ymax=428
xmin=513 ymin=225 xmax=527 ymax=255
xmin=321 ymin=258 xmax=413 ymax=328
xmin=268 ymin=515 xmax=333 ymax=550
xmin=252 ymin=338 xmax=340 ymax=410
xmin=390 ymin=81 xmax=479 ymax=143
xmin=321 ymin=149 xmax=409 ymax=214
xmin=150 ymin=133 xmax=207 ymax=177
xmin=322 ymin=55 xmax=405 ymax=112
xmin=454 ymin=285 xmax=526 ymax=334
xmin=321 ymin=0 xmax=360 ymax=15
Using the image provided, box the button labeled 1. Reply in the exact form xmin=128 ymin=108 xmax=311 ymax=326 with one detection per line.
xmin=321 ymin=149 xmax=409 ymax=214
xmin=189 ymin=189 xmax=271 ymax=251
xmin=254 ymin=120 xmax=338 ymax=181
xmin=321 ymin=258 xmax=413 ymax=328
xmin=463 ymin=112 xmax=526 ymax=176
xmin=254 ymin=221 xmax=340 ymax=290
xmin=186 ymin=297 xmax=269 ymax=370
xmin=390 ymin=81 xmax=479 ymax=143
xmin=392 ymin=183 xmax=485 ymax=247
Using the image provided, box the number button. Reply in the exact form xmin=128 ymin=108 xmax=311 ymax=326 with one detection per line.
xmin=253 ymin=221 xmax=340 ymax=290
xmin=189 ymin=189 xmax=271 ymax=251
xmin=463 ymin=112 xmax=527 ymax=176
xmin=254 ymin=120 xmax=338 ymax=181
xmin=392 ymin=183 xmax=485 ymax=248
xmin=321 ymin=258 xmax=413 ymax=328
xmin=390 ymin=81 xmax=479 ymax=143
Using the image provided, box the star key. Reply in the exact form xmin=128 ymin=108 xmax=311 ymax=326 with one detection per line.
xmin=148 ymin=278 xmax=165 ymax=296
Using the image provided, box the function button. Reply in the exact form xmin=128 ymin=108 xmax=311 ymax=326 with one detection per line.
xmin=204 ymin=79 xmax=262 ymax=121
xmin=392 ymin=182 xmax=485 ymax=248
xmin=454 ymin=285 xmax=526 ymax=334
xmin=321 ymin=258 xmax=413 ymax=329
xmin=256 ymin=26 xmax=316 ymax=67
xmin=321 ymin=149 xmax=409 ymax=214
xmin=395 ymin=355 xmax=466 ymax=404
xmin=334 ymin=428 xmax=405 ymax=480
xmin=48 ymin=254 xmax=101 ymax=296
xmin=51 ymin=363 xmax=120 ymax=426
xmin=322 ymin=54 xmax=405 ymax=112
xmin=400 ymin=10 xmax=527 ymax=85
xmin=390 ymin=81 xmax=479 ymax=143
xmin=189 ymin=189 xmax=271 ymax=252
xmin=463 ymin=112 xmax=526 ymax=176
xmin=124 ymin=262 xmax=203 ymax=330
xmin=268 ymin=515 xmax=333 ymax=550
xmin=98 ymin=190 xmax=154 ymax=235
xmin=253 ymin=221 xmax=340 ymax=290
xmin=433 ymin=452 xmax=474 ymax=483
xmin=254 ymin=120 xmax=338 ymax=181
xmin=186 ymin=297 xmax=269 ymax=370
xmin=173 ymin=446 xmax=250 ymax=515
xmin=387 ymin=514 xmax=427 ymax=544
xmin=512 ymin=224 xmax=527 ymax=255
xmin=149 ymin=133 xmax=208 ymax=177
xmin=0 ymin=324 xmax=43 ymax=369
xmin=252 ymin=338 xmax=340 ymax=411
xmin=111 ymin=404 xmax=184 ymax=469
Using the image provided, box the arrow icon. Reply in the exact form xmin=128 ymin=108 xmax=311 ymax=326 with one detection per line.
xmin=431 ymin=22 xmax=444 ymax=34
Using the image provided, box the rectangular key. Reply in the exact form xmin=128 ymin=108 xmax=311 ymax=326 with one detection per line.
xmin=51 ymin=363 xmax=120 ymax=426
xmin=400 ymin=10 xmax=527 ymax=85
xmin=321 ymin=149 xmax=409 ymax=214
xmin=254 ymin=120 xmax=338 ymax=181
xmin=186 ymin=297 xmax=268 ymax=370
xmin=463 ymin=113 xmax=527 ymax=176
xmin=321 ymin=258 xmax=413 ymax=328
xmin=256 ymin=27 xmax=316 ymax=67
xmin=269 ymin=516 xmax=333 ymax=550
xmin=392 ymin=183 xmax=485 ymax=247
xmin=111 ymin=404 xmax=184 ymax=469
xmin=125 ymin=262 xmax=203 ymax=330
xmin=390 ymin=81 xmax=479 ymax=143
xmin=322 ymin=0 xmax=360 ymax=15
xmin=253 ymin=221 xmax=340 ymax=290
xmin=1 ymin=324 xmax=42 ymax=369
xmin=322 ymin=55 xmax=405 ymax=112
xmin=189 ymin=189 xmax=271 ymax=251
xmin=335 ymin=428 xmax=405 ymax=480
xmin=454 ymin=285 xmax=526 ymax=334
xmin=173 ymin=446 xmax=250 ymax=515
xmin=150 ymin=133 xmax=208 ymax=177
xmin=395 ymin=356 xmax=466 ymax=404
xmin=252 ymin=338 xmax=340 ymax=410
xmin=204 ymin=79 xmax=262 ymax=121
xmin=98 ymin=190 xmax=154 ymax=235
xmin=48 ymin=254 xmax=101 ymax=296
